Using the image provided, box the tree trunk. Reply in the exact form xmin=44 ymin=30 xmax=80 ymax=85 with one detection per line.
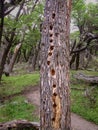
xmin=16 ymin=50 xmax=21 ymax=63
xmin=4 ymin=43 xmax=22 ymax=76
xmin=70 ymin=54 xmax=76 ymax=69
xmin=40 ymin=0 xmax=71 ymax=130
xmin=32 ymin=50 xmax=38 ymax=71
xmin=74 ymin=73 xmax=98 ymax=84
xmin=32 ymin=42 xmax=40 ymax=71
xmin=75 ymin=52 xmax=80 ymax=70
xmin=23 ymin=49 xmax=29 ymax=62
xmin=0 ymin=38 xmax=13 ymax=80
xmin=0 ymin=0 xmax=4 ymax=46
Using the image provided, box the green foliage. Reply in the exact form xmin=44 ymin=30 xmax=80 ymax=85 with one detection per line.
xmin=72 ymin=0 xmax=98 ymax=34
xmin=71 ymin=70 xmax=98 ymax=124
xmin=20 ymin=2 xmax=44 ymax=58
xmin=70 ymin=31 xmax=80 ymax=41
xmin=4 ymin=0 xmax=44 ymax=61
xmin=1 ymin=68 xmax=98 ymax=124
xmin=0 ymin=71 xmax=40 ymax=123
xmin=0 ymin=72 xmax=39 ymax=96
xmin=0 ymin=96 xmax=38 ymax=122
xmin=71 ymin=88 xmax=98 ymax=124
xmin=86 ymin=3 xmax=98 ymax=33
xmin=72 ymin=0 xmax=86 ymax=27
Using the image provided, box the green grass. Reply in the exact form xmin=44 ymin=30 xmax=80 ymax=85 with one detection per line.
xmin=0 ymin=72 xmax=40 ymax=96
xmin=71 ymin=88 xmax=98 ymax=124
xmin=0 ymin=71 xmax=40 ymax=123
xmin=70 ymin=70 xmax=98 ymax=124
xmin=0 ymin=96 xmax=38 ymax=122
xmin=0 ymin=69 xmax=98 ymax=124
xmin=71 ymin=70 xmax=98 ymax=76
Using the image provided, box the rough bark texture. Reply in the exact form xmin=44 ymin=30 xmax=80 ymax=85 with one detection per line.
xmin=40 ymin=0 xmax=71 ymax=130
xmin=0 ymin=0 xmax=4 ymax=46
xmin=74 ymin=73 xmax=98 ymax=84
xmin=32 ymin=42 xmax=40 ymax=71
xmin=4 ymin=43 xmax=22 ymax=76
xmin=0 ymin=38 xmax=13 ymax=80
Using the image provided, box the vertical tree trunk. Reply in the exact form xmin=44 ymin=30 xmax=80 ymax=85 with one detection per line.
xmin=0 ymin=38 xmax=13 ymax=80
xmin=32 ymin=42 xmax=40 ymax=71
xmin=40 ymin=0 xmax=71 ymax=129
xmin=70 ymin=54 xmax=76 ymax=69
xmin=0 ymin=0 xmax=4 ymax=46
xmin=32 ymin=51 xmax=37 ymax=71
xmin=4 ymin=43 xmax=22 ymax=76
xmin=32 ymin=51 xmax=38 ymax=71
xmin=75 ymin=52 xmax=80 ymax=70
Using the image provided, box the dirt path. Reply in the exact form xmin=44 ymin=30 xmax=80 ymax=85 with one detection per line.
xmin=25 ymin=86 xmax=98 ymax=130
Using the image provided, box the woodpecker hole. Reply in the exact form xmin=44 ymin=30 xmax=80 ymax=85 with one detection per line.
xmin=52 ymin=117 xmax=55 ymax=121
xmin=51 ymin=69 xmax=55 ymax=76
xmin=52 ymin=13 xmax=55 ymax=19
xmin=44 ymin=27 xmax=46 ymax=30
xmin=50 ymin=25 xmax=53 ymax=30
xmin=50 ymin=34 xmax=53 ymax=37
xmin=50 ymin=39 xmax=53 ymax=43
xmin=53 ymin=103 xmax=57 ymax=108
xmin=43 ymin=101 xmax=45 ymax=104
xmin=42 ymin=43 xmax=45 ymax=46
xmin=50 ymin=45 xmax=54 ymax=50
xmin=47 ymin=61 xmax=50 ymax=65
xmin=53 ymin=92 xmax=57 ymax=96
xmin=53 ymin=84 xmax=56 ymax=88
xmin=48 ymin=52 xmax=52 ymax=56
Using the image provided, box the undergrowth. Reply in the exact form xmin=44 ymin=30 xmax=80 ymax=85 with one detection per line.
xmin=0 ymin=72 xmax=39 ymax=97
xmin=70 ymin=70 xmax=98 ymax=125
xmin=0 ymin=69 xmax=98 ymax=125
xmin=0 ymin=71 xmax=40 ymax=123
xmin=0 ymin=96 xmax=38 ymax=122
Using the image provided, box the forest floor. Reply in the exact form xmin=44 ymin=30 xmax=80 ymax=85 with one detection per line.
xmin=0 ymin=63 xmax=98 ymax=129
xmin=25 ymin=85 xmax=98 ymax=130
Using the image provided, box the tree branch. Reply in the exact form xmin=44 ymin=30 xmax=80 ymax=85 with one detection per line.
xmin=71 ymin=34 xmax=98 ymax=54
xmin=31 ymin=0 xmax=39 ymax=12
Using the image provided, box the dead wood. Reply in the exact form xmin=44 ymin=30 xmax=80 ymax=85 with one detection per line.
xmin=0 ymin=120 xmax=40 ymax=130
xmin=74 ymin=73 xmax=98 ymax=84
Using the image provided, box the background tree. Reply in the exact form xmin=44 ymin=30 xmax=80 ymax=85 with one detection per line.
xmin=0 ymin=0 xmax=43 ymax=79
xmin=70 ymin=0 xmax=98 ymax=70
xmin=0 ymin=0 xmax=24 ymax=80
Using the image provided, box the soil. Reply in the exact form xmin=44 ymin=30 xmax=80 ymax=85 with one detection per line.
xmin=25 ymin=85 xmax=98 ymax=130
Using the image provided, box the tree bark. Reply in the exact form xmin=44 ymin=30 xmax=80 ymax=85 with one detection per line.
xmin=70 ymin=54 xmax=76 ymax=69
xmin=32 ymin=49 xmax=38 ymax=71
xmin=0 ymin=0 xmax=4 ymax=46
xmin=0 ymin=38 xmax=13 ymax=80
xmin=32 ymin=42 xmax=40 ymax=71
xmin=40 ymin=0 xmax=71 ymax=130
xmin=75 ymin=52 xmax=80 ymax=70
xmin=74 ymin=73 xmax=98 ymax=84
xmin=4 ymin=43 xmax=22 ymax=76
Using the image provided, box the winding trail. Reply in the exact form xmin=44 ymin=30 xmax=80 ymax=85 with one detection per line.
xmin=25 ymin=85 xmax=98 ymax=130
